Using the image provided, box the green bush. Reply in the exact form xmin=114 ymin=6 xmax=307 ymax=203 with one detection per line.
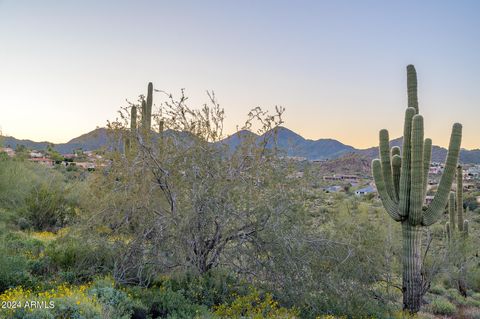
xmin=468 ymin=266 xmax=480 ymax=292
xmin=0 ymin=232 xmax=42 ymax=291
xmin=44 ymin=235 xmax=114 ymax=283
xmin=89 ymin=286 xmax=135 ymax=319
xmin=429 ymin=284 xmax=446 ymax=295
xmin=135 ymin=287 xmax=210 ymax=319
xmin=0 ymin=250 xmax=35 ymax=292
xmin=17 ymin=217 xmax=32 ymax=230
xmin=445 ymin=288 xmax=467 ymax=305
xmin=24 ymin=183 xmax=74 ymax=231
xmin=429 ymin=297 xmax=456 ymax=316
xmin=163 ymin=270 xmax=241 ymax=307
xmin=464 ymin=308 xmax=480 ymax=319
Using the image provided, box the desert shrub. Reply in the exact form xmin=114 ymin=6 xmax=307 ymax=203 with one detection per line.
xmin=17 ymin=217 xmax=32 ymax=230
xmin=0 ymin=250 xmax=34 ymax=292
xmin=464 ymin=307 xmax=480 ymax=319
xmin=468 ymin=266 xmax=480 ymax=292
xmin=0 ymin=232 xmax=42 ymax=291
xmin=89 ymin=282 xmax=135 ymax=319
xmin=0 ymin=160 xmax=33 ymax=209
xmin=429 ymin=297 xmax=456 ymax=315
xmin=163 ymin=270 xmax=242 ymax=307
xmin=44 ymin=234 xmax=114 ymax=283
xmin=136 ymin=287 xmax=210 ymax=319
xmin=213 ymin=288 xmax=298 ymax=319
xmin=23 ymin=182 xmax=75 ymax=231
xmin=445 ymin=288 xmax=467 ymax=305
xmin=465 ymin=297 xmax=480 ymax=307
xmin=10 ymin=311 xmax=55 ymax=319
xmin=429 ymin=284 xmax=446 ymax=295
xmin=0 ymin=284 xmax=103 ymax=319
xmin=472 ymin=292 xmax=480 ymax=301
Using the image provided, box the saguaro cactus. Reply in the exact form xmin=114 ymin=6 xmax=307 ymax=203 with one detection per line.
xmin=125 ymin=82 xmax=152 ymax=152
xmin=445 ymin=165 xmax=469 ymax=296
xmin=372 ymin=65 xmax=462 ymax=313
xmin=446 ymin=165 xmax=469 ymax=237
xmin=142 ymin=82 xmax=153 ymax=132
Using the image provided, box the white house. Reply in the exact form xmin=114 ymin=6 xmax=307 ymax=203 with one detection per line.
xmin=355 ymin=185 xmax=376 ymax=196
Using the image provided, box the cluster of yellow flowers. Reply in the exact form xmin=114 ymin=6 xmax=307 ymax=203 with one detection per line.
xmin=0 ymin=282 xmax=99 ymax=315
xmin=214 ymin=288 xmax=298 ymax=318
xmin=30 ymin=231 xmax=57 ymax=242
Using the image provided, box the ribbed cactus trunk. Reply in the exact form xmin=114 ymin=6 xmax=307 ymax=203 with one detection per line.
xmin=457 ymin=166 xmax=464 ymax=232
xmin=372 ymin=65 xmax=462 ymax=313
xmin=402 ymin=223 xmax=423 ymax=311
xmin=458 ymin=167 xmax=468 ymax=297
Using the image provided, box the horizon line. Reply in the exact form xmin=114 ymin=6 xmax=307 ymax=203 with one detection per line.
xmin=2 ymin=126 xmax=479 ymax=152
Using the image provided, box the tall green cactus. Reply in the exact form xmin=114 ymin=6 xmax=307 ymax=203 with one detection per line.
xmin=445 ymin=165 xmax=469 ymax=296
xmin=446 ymin=165 xmax=469 ymax=237
xmin=372 ymin=65 xmax=462 ymax=313
xmin=142 ymin=82 xmax=153 ymax=132
xmin=125 ymin=82 xmax=152 ymax=153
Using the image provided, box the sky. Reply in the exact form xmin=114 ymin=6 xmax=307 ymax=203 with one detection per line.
xmin=0 ymin=0 xmax=479 ymax=149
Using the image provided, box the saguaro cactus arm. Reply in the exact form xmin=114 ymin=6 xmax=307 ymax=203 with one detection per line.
xmin=457 ymin=165 xmax=464 ymax=232
xmin=407 ymin=64 xmax=419 ymax=113
xmin=141 ymin=99 xmax=147 ymax=127
xmin=409 ymin=115 xmax=425 ymax=226
xmin=146 ymin=82 xmax=153 ymax=130
xmin=380 ymin=129 xmax=396 ymax=201
xmin=372 ymin=159 xmax=402 ymax=221
xmin=131 ymin=105 xmax=137 ymax=131
xmin=422 ymin=138 xmax=432 ymax=198
xmin=422 ymin=123 xmax=462 ymax=226
xmin=392 ymin=153 xmax=402 ymax=200
xmin=398 ymin=107 xmax=417 ymax=217
xmin=449 ymin=192 xmax=456 ymax=232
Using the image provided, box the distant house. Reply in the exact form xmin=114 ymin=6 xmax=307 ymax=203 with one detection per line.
xmin=464 ymin=182 xmax=476 ymax=190
xmin=286 ymin=171 xmax=304 ymax=179
xmin=429 ymin=167 xmax=443 ymax=174
xmin=323 ymin=175 xmax=359 ymax=182
xmin=75 ymin=162 xmax=95 ymax=170
xmin=467 ymin=166 xmax=480 ymax=179
xmin=29 ymin=157 xmax=54 ymax=166
xmin=0 ymin=147 xmax=15 ymax=157
xmin=63 ymin=154 xmax=76 ymax=160
xmin=355 ymin=185 xmax=376 ymax=196
xmin=285 ymin=156 xmax=307 ymax=162
xmin=30 ymin=151 xmax=44 ymax=158
xmin=324 ymin=185 xmax=343 ymax=193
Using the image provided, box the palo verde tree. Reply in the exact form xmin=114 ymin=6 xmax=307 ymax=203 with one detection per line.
xmin=372 ymin=65 xmax=462 ymax=313
xmin=99 ymin=83 xmax=293 ymax=283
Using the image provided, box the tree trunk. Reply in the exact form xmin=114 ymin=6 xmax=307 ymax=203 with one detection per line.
xmin=402 ymin=223 xmax=423 ymax=313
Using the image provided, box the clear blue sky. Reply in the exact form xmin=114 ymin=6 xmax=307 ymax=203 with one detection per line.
xmin=0 ymin=0 xmax=479 ymax=148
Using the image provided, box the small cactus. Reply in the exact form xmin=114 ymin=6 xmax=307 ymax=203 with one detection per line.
xmin=125 ymin=82 xmax=153 ymax=153
xmin=447 ymin=165 xmax=469 ymax=297
xmin=141 ymin=82 xmax=153 ymax=132
xmin=447 ymin=165 xmax=469 ymax=237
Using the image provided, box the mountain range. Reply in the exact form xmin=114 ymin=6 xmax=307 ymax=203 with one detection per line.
xmin=2 ymin=126 xmax=480 ymax=164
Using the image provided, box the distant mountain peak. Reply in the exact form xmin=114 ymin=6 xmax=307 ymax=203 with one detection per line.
xmin=2 ymin=127 xmax=480 ymax=163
